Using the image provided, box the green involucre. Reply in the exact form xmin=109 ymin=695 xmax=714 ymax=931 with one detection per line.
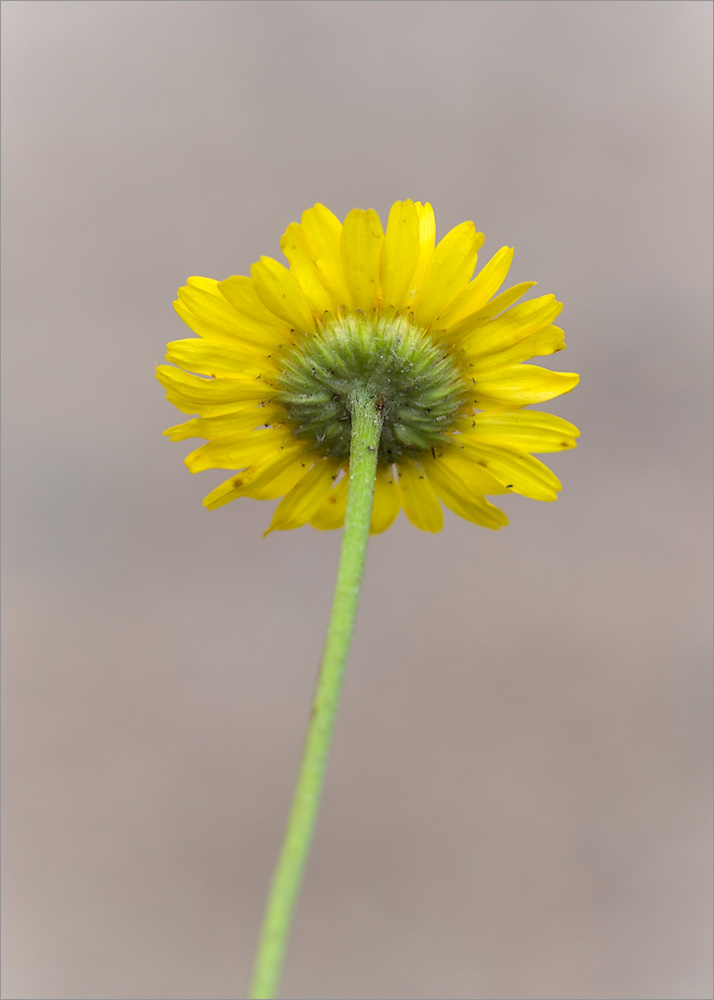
xmin=272 ymin=314 xmax=472 ymax=463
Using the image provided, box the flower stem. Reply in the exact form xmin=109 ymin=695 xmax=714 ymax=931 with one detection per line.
xmin=248 ymin=388 xmax=384 ymax=1000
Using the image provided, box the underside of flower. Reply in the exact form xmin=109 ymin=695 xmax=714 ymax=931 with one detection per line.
xmin=273 ymin=314 xmax=472 ymax=463
xmin=157 ymin=200 xmax=580 ymax=534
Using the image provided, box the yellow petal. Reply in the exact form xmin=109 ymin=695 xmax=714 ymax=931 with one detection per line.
xmin=458 ymin=438 xmax=562 ymax=501
xmin=203 ymin=473 xmax=258 ymax=510
xmin=156 ymin=365 xmax=273 ymax=413
xmin=244 ymin=457 xmax=311 ymax=500
xmin=469 ymin=325 xmax=567 ymax=372
xmin=300 ymin=204 xmax=342 ymax=254
xmin=185 ymin=427 xmax=296 ymax=473
xmin=176 ymin=277 xmax=286 ymax=351
xmin=424 ymin=450 xmax=508 ymax=529
xmin=280 ymin=222 xmax=338 ymax=316
xmin=474 ymin=365 xmax=580 ymax=408
xmin=462 ymin=295 xmax=563 ymax=358
xmin=203 ymin=449 xmax=308 ymax=509
xmin=175 ymin=278 xmax=248 ymax=345
xmin=462 ymin=411 xmax=580 ymax=453
xmin=431 ymin=443 xmax=509 ymax=495
xmin=250 ymin=256 xmax=316 ymax=332
xmin=218 ymin=274 xmax=290 ymax=339
xmin=340 ymin=208 xmax=384 ymax=313
xmin=181 ymin=276 xmax=217 ymax=294
xmin=406 ymin=202 xmax=436 ymax=304
xmin=412 ymin=221 xmax=485 ymax=327
xmin=396 ymin=458 xmax=443 ymax=532
xmin=309 ymin=472 xmax=349 ymax=530
xmin=379 ymin=200 xmax=421 ymax=312
xmin=163 ymin=404 xmax=281 ymax=442
xmin=436 ymin=247 xmax=514 ymax=331
xmin=370 ymin=464 xmax=400 ymax=534
xmin=465 ymin=281 xmax=536 ymax=324
xmin=164 ymin=338 xmax=269 ymax=378
xmin=265 ymin=458 xmax=340 ymax=534
xmin=299 ymin=204 xmax=353 ymax=307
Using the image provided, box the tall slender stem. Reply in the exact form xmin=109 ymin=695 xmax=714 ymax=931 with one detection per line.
xmin=249 ymin=389 xmax=384 ymax=999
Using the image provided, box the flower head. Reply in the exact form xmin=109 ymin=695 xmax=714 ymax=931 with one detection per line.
xmin=157 ymin=201 xmax=579 ymax=534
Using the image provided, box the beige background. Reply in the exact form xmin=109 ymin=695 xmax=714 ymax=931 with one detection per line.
xmin=2 ymin=2 xmax=712 ymax=998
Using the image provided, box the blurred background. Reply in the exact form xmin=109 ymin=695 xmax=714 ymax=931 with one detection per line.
xmin=2 ymin=2 xmax=712 ymax=998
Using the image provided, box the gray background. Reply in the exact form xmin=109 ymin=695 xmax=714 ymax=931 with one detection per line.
xmin=2 ymin=2 xmax=712 ymax=998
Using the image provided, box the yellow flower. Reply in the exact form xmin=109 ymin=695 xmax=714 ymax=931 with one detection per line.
xmin=157 ymin=201 xmax=579 ymax=534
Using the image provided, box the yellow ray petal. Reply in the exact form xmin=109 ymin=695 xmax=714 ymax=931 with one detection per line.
xmin=198 ymin=403 xmax=261 ymax=417
xmin=458 ymin=438 xmax=561 ymax=501
xmin=412 ymin=221 xmax=485 ymax=327
xmin=177 ymin=278 xmax=233 ymax=319
xmin=406 ymin=202 xmax=436 ymax=305
xmin=280 ymin=222 xmax=338 ymax=316
xmin=370 ymin=464 xmax=400 ymax=534
xmin=462 ymin=294 xmax=563 ymax=358
xmin=265 ymin=458 xmax=341 ymax=534
xmin=296 ymin=205 xmax=353 ymax=308
xmin=175 ymin=278 xmax=249 ymax=345
xmin=424 ymin=450 xmax=508 ymax=529
xmin=185 ymin=427 xmax=297 ymax=473
xmin=462 ymin=411 xmax=580 ymax=453
xmin=436 ymin=247 xmax=514 ymax=331
xmin=396 ymin=458 xmax=443 ymax=532
xmin=340 ymin=208 xmax=384 ymax=313
xmin=309 ymin=472 xmax=349 ymax=530
xmin=431 ymin=443 xmax=509 ymax=495
xmin=465 ymin=281 xmax=536 ymax=324
xmin=163 ymin=404 xmax=281 ymax=442
xmin=164 ymin=338 xmax=269 ymax=378
xmin=250 ymin=256 xmax=316 ymax=332
xmin=176 ymin=277 xmax=289 ymax=352
xmin=379 ymin=200 xmax=421 ymax=312
xmin=245 ymin=458 xmax=311 ymax=500
xmin=174 ymin=298 xmax=285 ymax=353
xmin=300 ymin=204 xmax=342 ymax=256
xmin=469 ymin=325 xmax=566 ymax=372
xmin=218 ymin=275 xmax=290 ymax=329
xmin=156 ymin=365 xmax=273 ymax=413
xmin=182 ymin=276 xmax=217 ymax=294
xmin=203 ymin=449 xmax=308 ymax=509
xmin=474 ymin=365 xmax=580 ymax=409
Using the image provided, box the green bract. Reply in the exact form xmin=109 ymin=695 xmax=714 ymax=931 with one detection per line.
xmin=273 ymin=314 xmax=472 ymax=463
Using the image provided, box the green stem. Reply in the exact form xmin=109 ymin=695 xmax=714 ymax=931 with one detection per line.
xmin=248 ymin=389 xmax=384 ymax=1000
